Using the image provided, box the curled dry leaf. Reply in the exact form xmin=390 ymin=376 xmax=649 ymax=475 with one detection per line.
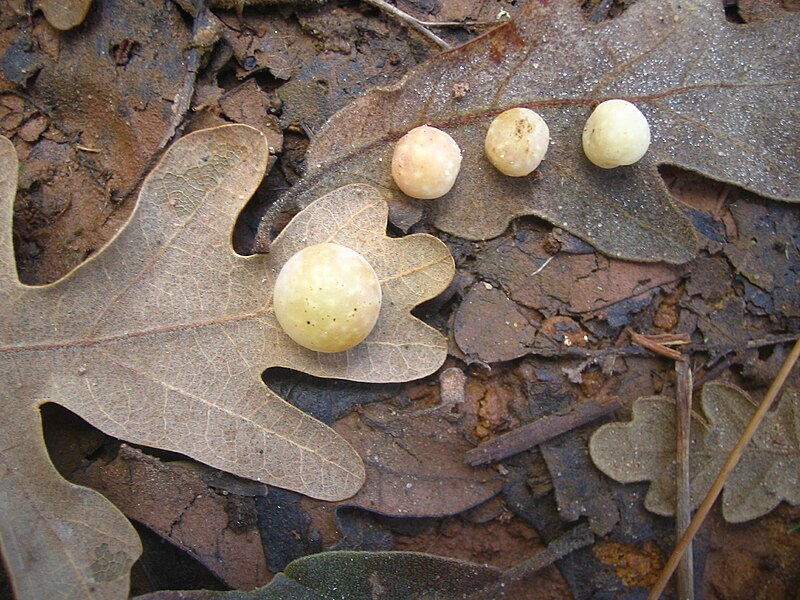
xmin=280 ymin=0 xmax=800 ymax=264
xmin=0 ymin=125 xmax=454 ymax=598
xmin=589 ymin=382 xmax=800 ymax=523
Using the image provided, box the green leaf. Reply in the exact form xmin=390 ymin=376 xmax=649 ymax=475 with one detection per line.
xmin=132 ymin=551 xmax=502 ymax=600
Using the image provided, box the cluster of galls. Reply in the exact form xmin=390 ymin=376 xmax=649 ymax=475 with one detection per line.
xmin=273 ymin=100 xmax=651 ymax=354
xmin=391 ymin=99 xmax=652 ymax=200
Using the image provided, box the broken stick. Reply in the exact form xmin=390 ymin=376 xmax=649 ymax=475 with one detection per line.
xmin=465 ymin=398 xmax=621 ymax=466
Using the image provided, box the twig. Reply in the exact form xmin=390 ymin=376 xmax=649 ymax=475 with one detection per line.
xmin=464 ymin=399 xmax=621 ymax=466
xmin=674 ymin=361 xmax=694 ymax=600
xmin=628 ymin=329 xmax=690 ymax=362
xmin=692 ymin=334 xmax=800 ymax=390
xmin=691 ymin=353 xmax=734 ymax=391
xmin=158 ymin=0 xmax=213 ymax=150
xmin=648 ymin=337 xmax=800 ymax=600
xmin=500 ymin=524 xmax=594 ymax=586
xmin=475 ymin=525 xmax=595 ymax=599
xmin=416 ymin=18 xmax=500 ymax=28
xmin=746 ymin=333 xmax=800 ymax=349
xmin=360 ymin=0 xmax=451 ymax=49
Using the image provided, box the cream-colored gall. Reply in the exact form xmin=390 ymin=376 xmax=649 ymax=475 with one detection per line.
xmin=391 ymin=125 xmax=462 ymax=199
xmin=485 ymin=108 xmax=550 ymax=176
xmin=273 ymin=243 xmax=382 ymax=353
xmin=582 ymin=99 xmax=651 ymax=168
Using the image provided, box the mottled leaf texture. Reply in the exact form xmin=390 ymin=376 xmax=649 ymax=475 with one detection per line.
xmin=335 ymin=401 xmax=504 ymax=517
xmin=589 ymin=382 xmax=800 ymax=523
xmin=133 ymin=551 xmax=501 ymax=600
xmin=6 ymin=0 xmax=93 ymax=29
xmin=0 ymin=126 xmax=454 ymax=598
xmin=281 ymin=0 xmax=799 ymax=264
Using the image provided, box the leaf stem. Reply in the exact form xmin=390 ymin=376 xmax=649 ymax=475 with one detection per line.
xmin=648 ymin=337 xmax=800 ymax=600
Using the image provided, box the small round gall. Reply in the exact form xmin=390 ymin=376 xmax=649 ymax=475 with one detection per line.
xmin=582 ymin=99 xmax=651 ymax=168
xmin=391 ymin=125 xmax=462 ymax=199
xmin=273 ymin=242 xmax=382 ymax=353
xmin=485 ymin=108 xmax=550 ymax=177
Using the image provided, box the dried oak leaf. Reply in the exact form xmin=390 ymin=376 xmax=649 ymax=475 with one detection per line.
xmin=334 ymin=400 xmax=504 ymax=518
xmin=6 ymin=0 xmax=92 ymax=30
xmin=0 ymin=125 xmax=454 ymax=598
xmin=279 ymin=0 xmax=800 ymax=264
xmin=589 ymin=382 xmax=800 ymax=523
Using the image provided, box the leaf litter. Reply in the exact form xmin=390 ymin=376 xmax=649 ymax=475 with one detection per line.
xmin=3 ymin=0 xmax=193 ymax=284
xmin=2 ymin=0 xmax=800 ymax=597
xmin=70 ymin=444 xmax=270 ymax=590
xmin=0 ymin=125 xmax=454 ymax=598
xmin=589 ymin=382 xmax=800 ymax=523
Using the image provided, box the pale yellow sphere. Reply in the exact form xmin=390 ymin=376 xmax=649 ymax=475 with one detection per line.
xmin=582 ymin=99 xmax=651 ymax=168
xmin=485 ymin=108 xmax=550 ymax=176
xmin=391 ymin=125 xmax=462 ymax=199
xmin=273 ymin=243 xmax=382 ymax=353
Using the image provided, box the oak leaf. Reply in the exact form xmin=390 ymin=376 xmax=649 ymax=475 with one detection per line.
xmin=278 ymin=0 xmax=799 ymax=264
xmin=334 ymin=399 xmax=504 ymax=518
xmin=5 ymin=0 xmax=92 ymax=30
xmin=0 ymin=125 xmax=454 ymax=598
xmin=589 ymin=382 xmax=800 ymax=523
xmin=133 ymin=550 xmax=502 ymax=600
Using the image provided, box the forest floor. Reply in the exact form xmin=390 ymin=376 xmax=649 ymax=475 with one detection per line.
xmin=1 ymin=0 xmax=799 ymax=598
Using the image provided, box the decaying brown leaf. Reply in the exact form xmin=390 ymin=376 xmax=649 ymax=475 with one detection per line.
xmin=541 ymin=432 xmax=620 ymax=537
xmin=454 ymin=284 xmax=539 ymax=363
xmin=71 ymin=445 xmax=270 ymax=590
xmin=589 ymin=382 xmax=800 ymax=523
xmin=474 ymin=230 xmax=686 ymax=317
xmin=6 ymin=0 xmax=93 ymax=30
xmin=0 ymin=125 xmax=454 ymax=598
xmin=278 ymin=0 xmax=799 ymax=264
xmin=334 ymin=399 xmax=504 ymax=517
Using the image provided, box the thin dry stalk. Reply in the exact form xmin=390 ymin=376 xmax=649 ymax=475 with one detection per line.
xmin=674 ymin=361 xmax=694 ymax=600
xmin=628 ymin=329 xmax=690 ymax=361
xmin=360 ymin=0 xmax=451 ymax=49
xmin=474 ymin=525 xmax=594 ymax=599
xmin=647 ymin=337 xmax=800 ymax=599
